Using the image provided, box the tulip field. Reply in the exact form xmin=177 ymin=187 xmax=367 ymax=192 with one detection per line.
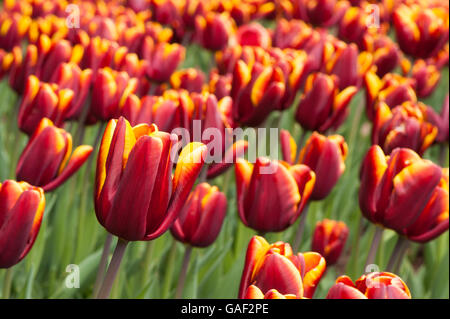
xmin=0 ymin=0 xmax=449 ymax=301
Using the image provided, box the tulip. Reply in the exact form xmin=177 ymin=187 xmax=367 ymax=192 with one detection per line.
xmin=90 ymin=68 xmax=138 ymax=122
xmin=171 ymin=183 xmax=227 ymax=247
xmin=238 ymin=236 xmax=326 ymax=299
xmin=312 ymin=219 xmax=349 ymax=265
xmin=16 ymin=118 xmax=93 ymax=192
xmin=290 ymin=0 xmax=349 ymax=27
xmin=372 ymin=101 xmax=438 ymax=155
xmin=327 ymin=272 xmax=411 ymax=299
xmin=0 ymin=14 xmax=31 ymax=51
xmin=49 ymin=62 xmax=93 ymax=120
xmin=78 ymin=36 xmax=118 ymax=75
xmin=18 ymin=75 xmax=74 ymax=135
xmin=411 ymin=59 xmax=441 ymax=98
xmin=425 ymin=94 xmax=449 ymax=144
xmin=235 ymin=157 xmax=315 ymax=233
xmin=208 ymin=69 xmax=232 ymax=100
xmin=0 ymin=180 xmax=45 ymax=268
xmin=359 ymin=145 xmax=448 ymax=241
xmin=364 ymin=71 xmax=417 ymax=120
xmin=325 ymin=43 xmax=372 ymax=90
xmin=230 ymin=58 xmax=286 ymax=127
xmin=170 ymin=68 xmax=205 ymax=93
xmin=235 ymin=22 xmax=271 ymax=49
xmin=142 ymin=40 xmax=185 ymax=83
xmin=195 ymin=12 xmax=234 ymax=51
xmin=295 ymin=73 xmax=357 ymax=133
xmin=298 ymin=132 xmax=348 ymax=200
xmin=272 ymin=19 xmax=314 ymax=50
xmin=362 ymin=34 xmax=403 ymax=77
xmin=94 ymin=116 xmax=207 ymax=242
xmin=393 ymin=4 xmax=449 ymax=59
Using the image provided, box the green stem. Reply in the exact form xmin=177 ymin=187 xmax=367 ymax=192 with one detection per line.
xmin=175 ymin=245 xmax=193 ymax=299
xmin=141 ymin=241 xmax=155 ymax=284
xmin=292 ymin=203 xmax=310 ymax=252
xmin=2 ymin=267 xmax=13 ymax=299
xmin=162 ymin=240 xmax=178 ymax=298
xmin=350 ymin=215 xmax=364 ymax=276
xmin=365 ymin=226 xmax=384 ymax=269
xmin=96 ymin=238 xmax=128 ymax=299
xmin=386 ymin=236 xmax=409 ymax=273
xmin=92 ymin=233 xmax=114 ymax=298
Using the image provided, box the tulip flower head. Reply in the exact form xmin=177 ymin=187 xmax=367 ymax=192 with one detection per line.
xmin=239 ymin=236 xmax=326 ymax=299
xmin=171 ymin=182 xmax=227 ymax=247
xmin=0 ymin=180 xmax=45 ymax=268
xmin=17 ymin=118 xmax=93 ymax=192
xmin=295 ymin=73 xmax=357 ymax=133
xmin=312 ymin=219 xmax=349 ymax=265
xmin=359 ymin=145 xmax=449 ymax=242
xmin=327 ymin=272 xmax=412 ymax=299
xmin=235 ymin=157 xmax=315 ymax=233
xmin=94 ymin=117 xmax=207 ymax=241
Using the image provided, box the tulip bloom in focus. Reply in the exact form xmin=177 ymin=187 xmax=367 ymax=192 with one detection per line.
xmin=171 ymin=183 xmax=226 ymax=247
xmin=295 ymin=73 xmax=357 ymax=133
xmin=281 ymin=130 xmax=347 ymax=200
xmin=311 ymin=219 xmax=349 ymax=265
xmin=359 ymin=145 xmax=449 ymax=242
xmin=94 ymin=117 xmax=207 ymax=241
xmin=235 ymin=157 xmax=315 ymax=233
xmin=239 ymin=236 xmax=326 ymax=299
xmin=0 ymin=180 xmax=45 ymax=268
xmin=16 ymin=118 xmax=93 ymax=192
xmin=327 ymin=272 xmax=411 ymax=299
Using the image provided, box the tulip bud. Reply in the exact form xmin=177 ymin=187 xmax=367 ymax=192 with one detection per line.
xmin=372 ymin=101 xmax=438 ymax=155
xmin=18 ymin=75 xmax=74 ymax=135
xmin=312 ymin=219 xmax=349 ymax=265
xmin=235 ymin=157 xmax=315 ymax=233
xmin=239 ymin=236 xmax=326 ymax=299
xmin=295 ymin=73 xmax=357 ymax=133
xmin=171 ymin=183 xmax=227 ymax=247
xmin=16 ymin=118 xmax=93 ymax=192
xmin=94 ymin=117 xmax=207 ymax=241
xmin=359 ymin=145 xmax=449 ymax=242
xmin=143 ymin=41 xmax=185 ymax=83
xmin=0 ymin=180 xmax=45 ymax=268
xmin=291 ymin=0 xmax=349 ymax=27
xmin=362 ymin=34 xmax=402 ymax=77
xmin=327 ymin=272 xmax=411 ymax=299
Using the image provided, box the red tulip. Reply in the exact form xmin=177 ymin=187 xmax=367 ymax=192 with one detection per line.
xmin=235 ymin=157 xmax=315 ymax=233
xmin=195 ymin=12 xmax=234 ymax=51
xmin=18 ymin=75 xmax=74 ymax=135
xmin=411 ymin=59 xmax=441 ymax=98
xmin=235 ymin=22 xmax=271 ymax=49
xmin=362 ymin=34 xmax=403 ymax=77
xmin=295 ymin=73 xmax=357 ymax=133
xmin=372 ymin=101 xmax=438 ymax=155
xmin=16 ymin=118 xmax=93 ymax=192
xmin=359 ymin=145 xmax=449 ymax=241
xmin=393 ymin=4 xmax=449 ymax=59
xmin=170 ymin=68 xmax=205 ymax=93
xmin=312 ymin=219 xmax=349 ymax=265
xmin=142 ymin=41 xmax=185 ymax=83
xmin=78 ymin=36 xmax=118 ymax=75
xmin=0 ymin=180 xmax=45 ymax=268
xmin=290 ymin=0 xmax=349 ymax=27
xmin=94 ymin=117 xmax=207 ymax=241
xmin=171 ymin=183 xmax=227 ymax=247
xmin=0 ymin=13 xmax=31 ymax=51
xmin=239 ymin=236 xmax=326 ymax=299
xmin=364 ymin=71 xmax=417 ymax=121
xmin=327 ymin=272 xmax=411 ymax=299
